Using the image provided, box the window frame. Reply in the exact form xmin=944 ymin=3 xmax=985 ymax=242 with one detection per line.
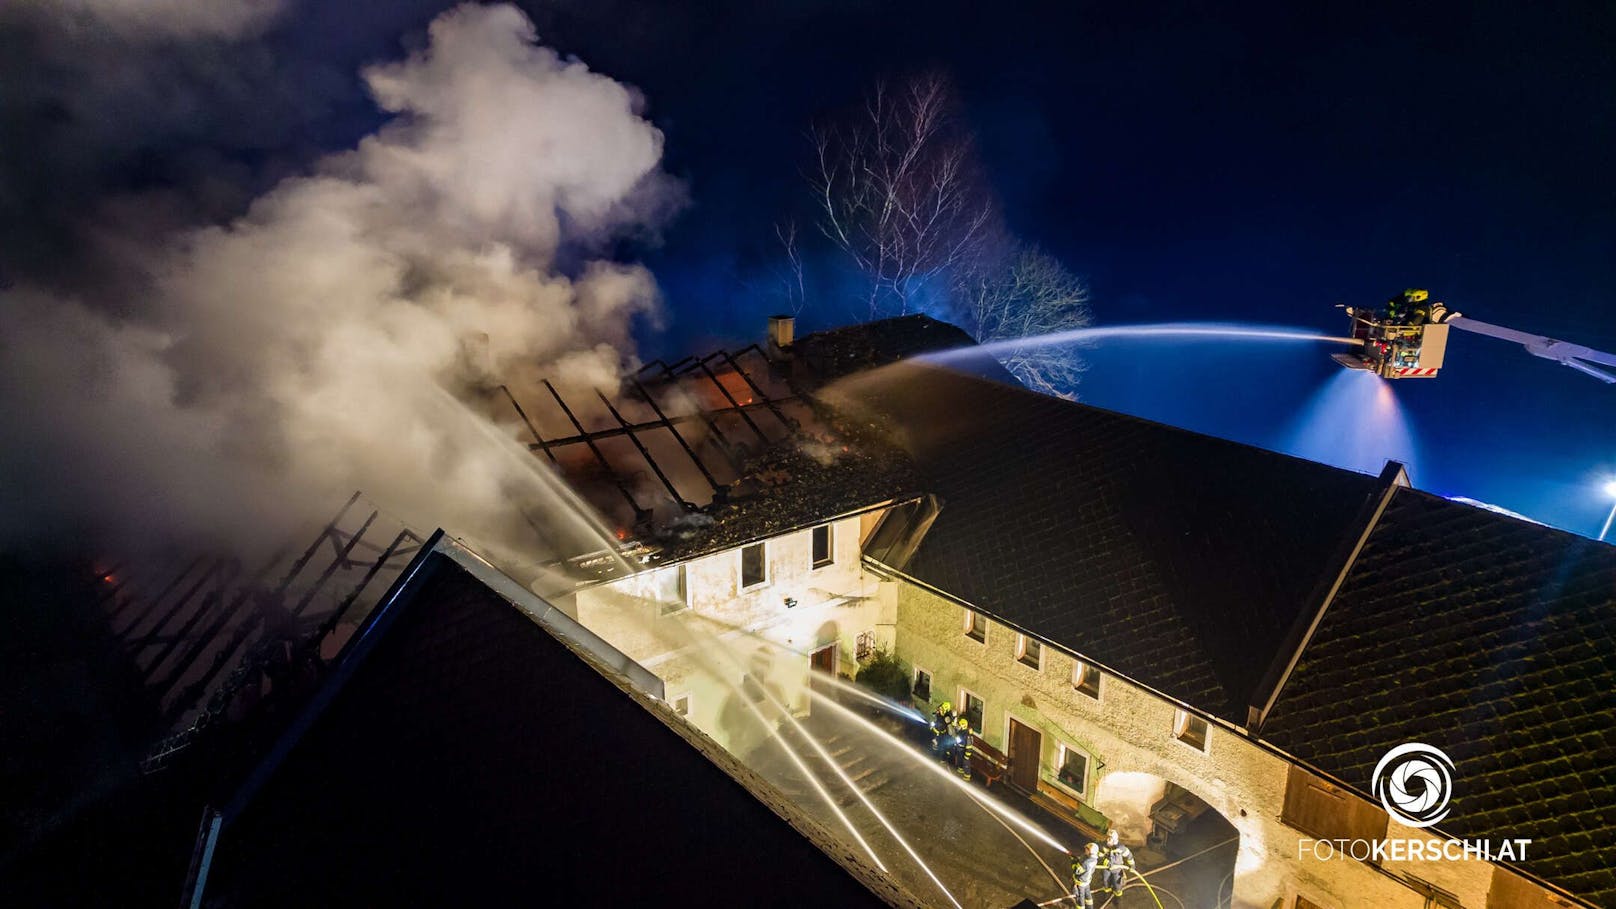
xmin=912 ymin=666 xmax=933 ymax=703
xmin=1053 ymin=742 xmax=1091 ymax=798
xmin=958 ymin=687 xmax=985 ymax=734
xmin=1072 ymin=660 xmax=1102 ymax=699
xmin=1015 ymin=633 xmax=1042 ymax=671
xmin=962 ymin=609 xmax=987 ymax=643
xmin=739 ymin=541 xmax=767 ymax=590
xmin=1173 ymin=709 xmax=1210 ymax=752
xmin=657 ymin=564 xmax=690 ymax=616
xmin=811 ymin=523 xmax=834 ymax=569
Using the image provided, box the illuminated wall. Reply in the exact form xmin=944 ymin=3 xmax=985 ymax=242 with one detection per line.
xmin=570 ymin=514 xmax=893 ymax=758
xmin=891 ymin=581 xmax=1501 ymax=909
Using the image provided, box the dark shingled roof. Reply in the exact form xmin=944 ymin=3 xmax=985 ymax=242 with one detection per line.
xmin=792 ymin=314 xmax=1016 ymax=386
xmin=1263 ymin=489 xmax=1616 ymax=906
xmin=198 ymin=547 xmax=908 ymax=907
xmin=851 ymin=363 xmax=1389 ymax=725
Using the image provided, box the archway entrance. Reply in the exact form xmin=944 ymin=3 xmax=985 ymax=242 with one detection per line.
xmin=1092 ymin=772 xmax=1240 ymax=908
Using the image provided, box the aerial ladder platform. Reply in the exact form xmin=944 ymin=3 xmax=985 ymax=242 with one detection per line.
xmin=1331 ymin=289 xmax=1616 ymax=383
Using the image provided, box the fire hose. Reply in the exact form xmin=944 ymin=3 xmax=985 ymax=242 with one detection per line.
xmin=1036 ymin=835 xmax=1239 ymax=908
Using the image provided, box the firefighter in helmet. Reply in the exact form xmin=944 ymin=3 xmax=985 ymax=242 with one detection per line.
xmin=951 ymin=715 xmax=973 ymax=778
xmin=1387 ymin=288 xmax=1430 ymax=326
xmin=930 ymin=701 xmax=956 ymax=756
xmin=1405 ymin=288 xmax=1431 ymax=324
xmin=1070 ymin=842 xmax=1100 ymax=909
xmin=1099 ymin=828 xmax=1135 ymax=898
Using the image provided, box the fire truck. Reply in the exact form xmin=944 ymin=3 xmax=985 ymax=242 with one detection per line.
xmin=1332 ymin=290 xmax=1616 ymax=383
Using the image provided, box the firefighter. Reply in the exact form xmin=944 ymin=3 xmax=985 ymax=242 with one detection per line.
xmin=1405 ymin=288 xmax=1431 ymax=324
xmin=1387 ymin=288 xmax=1429 ymax=325
xmin=1100 ymin=828 xmax=1135 ymax=898
xmin=1070 ymin=842 xmax=1100 ymax=909
xmin=1384 ymin=291 xmax=1404 ymax=324
xmin=930 ymin=701 xmax=956 ymax=756
xmin=951 ymin=715 xmax=973 ymax=778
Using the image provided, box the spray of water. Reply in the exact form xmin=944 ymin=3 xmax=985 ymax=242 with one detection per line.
xmin=419 ymin=383 xmax=637 ymax=591
xmin=805 ymin=686 xmax=1072 ymax=856
xmin=614 ymin=590 xmax=1076 ymax=858
xmin=583 ymin=572 xmax=1078 ymax=904
xmin=750 ymin=685 xmax=960 ymax=907
xmin=715 ymin=654 xmax=894 ymax=875
xmin=1282 ymin=368 xmax=1419 ymax=478
xmin=594 ymin=589 xmax=977 ymax=904
xmin=922 ymin=322 xmax=1359 ymax=369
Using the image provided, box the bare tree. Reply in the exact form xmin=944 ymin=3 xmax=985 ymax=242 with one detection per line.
xmin=958 ymin=245 xmax=1092 ymax=398
xmin=810 ymin=73 xmax=995 ymax=318
xmin=773 ymin=219 xmax=807 ymax=316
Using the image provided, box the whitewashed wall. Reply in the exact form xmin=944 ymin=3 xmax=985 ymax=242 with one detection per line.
xmin=569 ymin=515 xmax=893 ymax=758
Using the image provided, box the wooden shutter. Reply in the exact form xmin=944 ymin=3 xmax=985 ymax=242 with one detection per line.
xmin=1487 ymin=868 xmax=1577 ymax=909
xmin=1281 ymin=764 xmax=1388 ymax=843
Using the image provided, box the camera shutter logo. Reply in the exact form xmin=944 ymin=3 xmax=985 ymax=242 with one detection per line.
xmin=1372 ymin=743 xmax=1456 ymax=828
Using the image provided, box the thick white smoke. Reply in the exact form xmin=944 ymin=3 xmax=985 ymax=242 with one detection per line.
xmin=0 ymin=3 xmax=677 ymax=564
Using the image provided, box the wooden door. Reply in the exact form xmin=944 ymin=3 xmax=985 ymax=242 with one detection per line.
xmin=1007 ymin=718 xmax=1042 ymax=791
xmin=809 ymin=644 xmax=837 ymax=675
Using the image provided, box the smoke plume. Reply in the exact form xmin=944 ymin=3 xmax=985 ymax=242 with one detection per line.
xmin=0 ymin=3 xmax=678 ymax=565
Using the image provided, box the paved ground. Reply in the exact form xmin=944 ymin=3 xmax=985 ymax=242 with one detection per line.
xmin=739 ymin=691 xmax=1237 ymax=909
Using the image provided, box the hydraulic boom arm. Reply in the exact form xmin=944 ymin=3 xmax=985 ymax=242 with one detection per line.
xmin=1331 ymin=291 xmax=1616 ymax=384
xmin=1446 ymin=316 xmax=1616 ymax=384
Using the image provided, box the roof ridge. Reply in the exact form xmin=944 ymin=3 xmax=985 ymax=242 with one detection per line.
xmin=895 ymin=360 xmax=1400 ymax=483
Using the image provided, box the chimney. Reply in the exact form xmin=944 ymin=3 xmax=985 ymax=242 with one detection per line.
xmin=766 ymin=315 xmax=795 ymax=361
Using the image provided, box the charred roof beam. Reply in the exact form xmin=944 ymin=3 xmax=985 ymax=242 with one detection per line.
xmin=719 ymin=347 xmax=795 ymax=432
xmin=499 ymin=384 xmax=557 ymax=465
xmin=626 ymin=377 xmax=722 ymax=493
xmin=697 ymin=358 xmax=769 ymax=443
xmin=544 ymin=380 xmax=648 ymax=522
xmin=595 ymin=390 xmax=693 ymax=512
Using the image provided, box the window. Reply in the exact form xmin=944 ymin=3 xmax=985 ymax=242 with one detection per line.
xmin=811 ymin=524 xmax=834 ymax=568
xmin=672 ymin=694 xmax=691 ymax=717
xmin=740 ymin=542 xmax=766 ymax=589
xmin=855 ymin=630 xmax=875 ymax=661
xmin=1294 ymin=897 xmax=1325 ymax=909
xmin=657 ymin=565 xmax=689 ymax=616
xmin=959 ymin=690 xmax=984 ymax=733
xmin=1174 ymin=709 xmax=1209 ymax=751
xmin=963 ymin=609 xmax=986 ymax=642
xmin=1056 ymin=744 xmax=1089 ymax=796
xmin=1016 ymin=634 xmax=1042 ymax=670
xmin=1072 ymin=661 xmax=1102 ymax=699
xmin=913 ymin=667 xmax=932 ymax=702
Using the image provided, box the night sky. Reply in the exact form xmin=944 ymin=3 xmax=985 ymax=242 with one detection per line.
xmin=6 ymin=1 xmax=1613 ymax=535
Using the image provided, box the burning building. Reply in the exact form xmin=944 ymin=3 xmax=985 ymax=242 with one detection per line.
xmin=24 ymin=315 xmax=1614 ymax=909
xmin=535 ymin=315 xmax=1614 ymax=909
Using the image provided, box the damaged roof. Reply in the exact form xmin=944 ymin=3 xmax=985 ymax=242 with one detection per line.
xmin=512 ymin=315 xmax=963 ymax=566
xmin=1262 ymin=489 xmax=1616 ymax=906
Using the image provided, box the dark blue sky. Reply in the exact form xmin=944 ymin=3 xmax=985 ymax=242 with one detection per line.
xmin=11 ymin=0 xmax=1613 ymax=535
xmin=498 ymin=0 xmax=1613 ymax=535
